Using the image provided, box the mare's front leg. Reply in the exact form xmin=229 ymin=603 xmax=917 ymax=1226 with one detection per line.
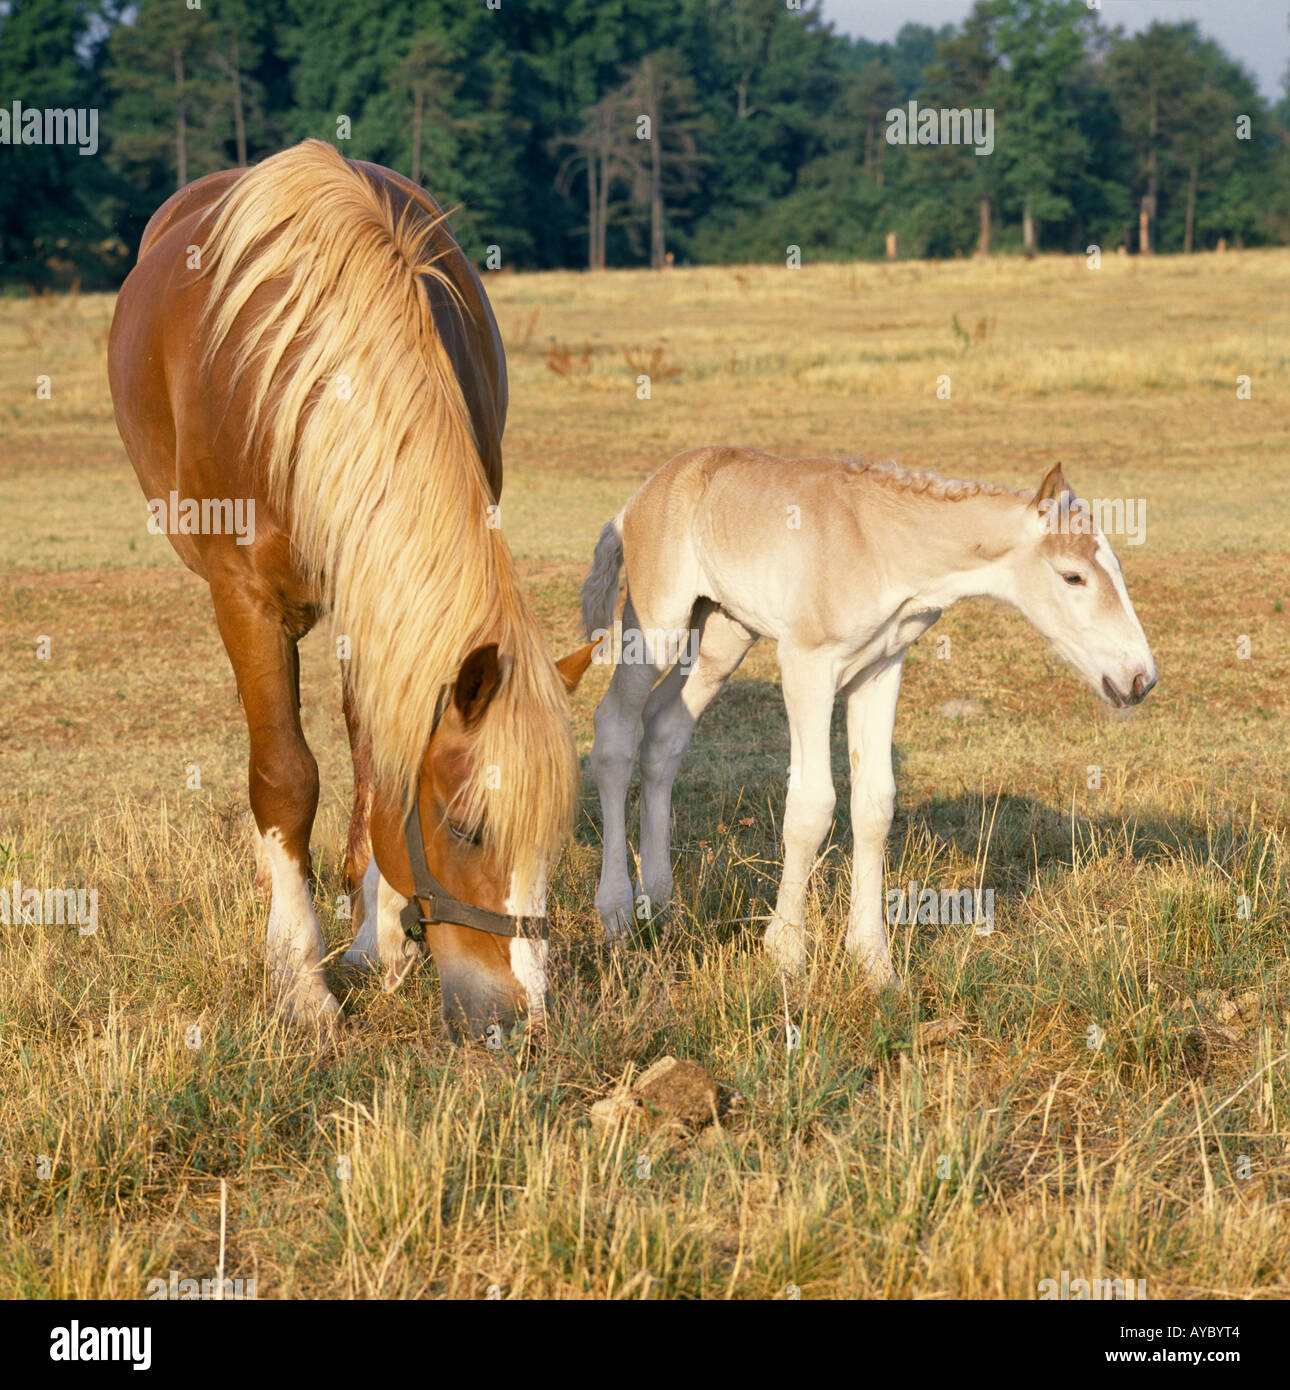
xmin=764 ymin=648 xmax=837 ymax=969
xmin=211 ymin=580 xmax=340 ymax=1029
xmin=843 ymin=656 xmax=903 ymax=990
xmin=337 ymin=678 xmax=425 ymax=989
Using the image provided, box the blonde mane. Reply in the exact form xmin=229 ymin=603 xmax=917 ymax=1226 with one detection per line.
xmin=843 ymin=458 xmax=1020 ymax=502
xmin=198 ymin=140 xmax=576 ymax=893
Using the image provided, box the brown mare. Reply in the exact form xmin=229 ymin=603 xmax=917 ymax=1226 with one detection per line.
xmin=108 ymin=140 xmax=591 ymax=1040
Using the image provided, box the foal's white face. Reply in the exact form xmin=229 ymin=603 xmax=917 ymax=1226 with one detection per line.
xmin=1010 ymin=465 xmax=1157 ymax=708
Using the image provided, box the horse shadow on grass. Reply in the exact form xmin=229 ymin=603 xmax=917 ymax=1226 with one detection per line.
xmin=571 ymin=673 xmax=1228 ymax=953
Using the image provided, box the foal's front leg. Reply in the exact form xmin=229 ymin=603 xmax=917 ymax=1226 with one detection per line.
xmin=764 ymin=650 xmax=837 ymax=969
xmin=843 ymin=656 xmax=903 ymax=989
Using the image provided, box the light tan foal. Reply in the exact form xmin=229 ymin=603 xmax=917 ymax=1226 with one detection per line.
xmin=581 ymin=448 xmax=1157 ymax=988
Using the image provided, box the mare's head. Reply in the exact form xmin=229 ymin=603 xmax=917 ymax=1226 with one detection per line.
xmin=372 ymin=641 xmax=593 ymax=1042
xmin=1008 ymin=463 xmax=1157 ymax=709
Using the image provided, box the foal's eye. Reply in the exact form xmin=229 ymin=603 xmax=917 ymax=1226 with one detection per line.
xmin=447 ymin=819 xmax=483 ymax=847
xmin=1062 ymin=572 xmax=1086 ymax=587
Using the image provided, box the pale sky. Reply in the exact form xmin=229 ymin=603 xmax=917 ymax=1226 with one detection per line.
xmin=819 ymin=0 xmax=1290 ymax=102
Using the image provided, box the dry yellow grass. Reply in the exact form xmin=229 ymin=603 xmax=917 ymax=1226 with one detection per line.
xmin=0 ymin=249 xmax=1287 ymax=1299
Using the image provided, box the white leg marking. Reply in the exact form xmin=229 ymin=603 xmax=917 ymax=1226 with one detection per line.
xmin=342 ymin=856 xmax=382 ymax=967
xmin=251 ymin=819 xmax=271 ymax=890
xmin=261 ymin=828 xmax=340 ymax=1024
xmin=376 ymin=870 xmax=422 ymax=992
xmin=506 ymin=873 xmax=550 ymax=1024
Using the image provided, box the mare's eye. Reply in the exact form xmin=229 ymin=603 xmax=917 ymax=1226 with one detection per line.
xmin=447 ymin=819 xmax=483 ymax=846
xmin=1062 ymin=572 xmax=1086 ymax=587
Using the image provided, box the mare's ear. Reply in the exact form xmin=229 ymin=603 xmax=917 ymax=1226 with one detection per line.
xmin=454 ymin=644 xmax=501 ymax=726
xmin=555 ymin=642 xmax=596 ymax=693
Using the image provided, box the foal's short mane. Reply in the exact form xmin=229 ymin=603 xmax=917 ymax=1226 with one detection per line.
xmin=197 ymin=140 xmax=576 ymax=893
xmin=842 ymin=458 xmax=1021 ymax=502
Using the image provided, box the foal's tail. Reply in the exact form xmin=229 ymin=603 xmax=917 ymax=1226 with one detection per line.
xmin=581 ymin=516 xmax=624 ymax=640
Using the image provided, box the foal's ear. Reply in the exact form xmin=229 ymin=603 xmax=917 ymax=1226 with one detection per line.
xmin=555 ymin=641 xmax=596 ymax=693
xmin=454 ymin=644 xmax=501 ymax=726
xmin=1033 ymin=462 xmax=1071 ymax=508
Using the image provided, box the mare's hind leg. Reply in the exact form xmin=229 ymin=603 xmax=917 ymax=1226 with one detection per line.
xmin=211 ymin=581 xmax=338 ymax=1027
xmin=636 ymin=602 xmax=756 ymax=914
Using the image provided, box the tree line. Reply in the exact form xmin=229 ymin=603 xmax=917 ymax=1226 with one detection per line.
xmin=1 ymin=0 xmax=1287 ymax=287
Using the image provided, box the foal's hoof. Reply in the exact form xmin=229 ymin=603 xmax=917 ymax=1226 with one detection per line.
xmin=342 ymin=943 xmax=378 ymax=971
xmin=598 ymin=905 xmax=635 ymax=945
xmin=856 ymin=957 xmax=903 ymax=995
xmin=764 ymin=917 xmax=806 ymax=971
xmin=273 ymin=981 xmax=344 ymax=1041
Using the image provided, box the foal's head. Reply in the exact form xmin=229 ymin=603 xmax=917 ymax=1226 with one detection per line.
xmin=372 ymin=641 xmax=593 ymax=1043
xmin=1009 ymin=463 xmax=1157 ymax=709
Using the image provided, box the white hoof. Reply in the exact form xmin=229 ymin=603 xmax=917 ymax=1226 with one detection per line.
xmin=273 ymin=975 xmax=343 ymax=1035
xmin=854 ymin=951 xmax=902 ymax=993
xmin=381 ymin=939 xmax=424 ymax=993
xmin=597 ymin=900 xmax=635 ymax=943
xmin=634 ymin=879 xmax=673 ymax=920
xmin=845 ymin=925 xmax=902 ymax=992
xmin=764 ymin=916 xmax=806 ymax=970
xmin=343 ymin=943 xmax=379 ymax=970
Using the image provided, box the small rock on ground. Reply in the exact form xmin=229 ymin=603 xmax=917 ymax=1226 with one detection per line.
xmin=918 ymin=1015 xmax=968 ymax=1047
xmin=635 ymin=1056 xmax=720 ymax=1129
xmin=938 ymin=699 xmax=984 ymax=720
xmin=589 ymin=1055 xmax=721 ymax=1135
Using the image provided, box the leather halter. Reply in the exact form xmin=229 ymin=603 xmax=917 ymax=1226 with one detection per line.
xmin=398 ymin=684 xmax=548 ymax=944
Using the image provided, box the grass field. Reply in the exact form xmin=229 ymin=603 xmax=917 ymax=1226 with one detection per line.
xmin=1 ymin=248 xmax=1288 ymax=1299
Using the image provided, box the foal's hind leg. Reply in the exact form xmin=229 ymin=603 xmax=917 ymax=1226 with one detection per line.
xmin=590 ymin=595 xmax=670 ymax=939
xmin=636 ymin=602 xmax=756 ymax=913
xmin=339 ymin=673 xmax=384 ymax=970
xmin=341 ymin=674 xmax=374 ymax=890
xmin=211 ymin=582 xmax=339 ymax=1027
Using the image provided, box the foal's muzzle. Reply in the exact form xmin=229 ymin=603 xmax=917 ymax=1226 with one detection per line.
xmin=1102 ymin=671 xmax=1156 ymax=708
